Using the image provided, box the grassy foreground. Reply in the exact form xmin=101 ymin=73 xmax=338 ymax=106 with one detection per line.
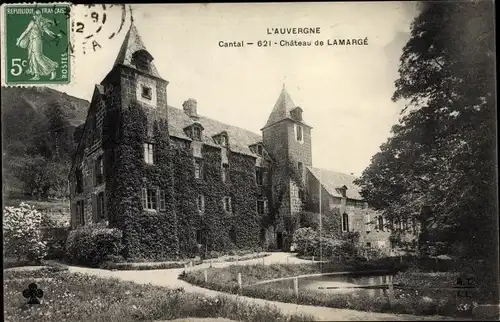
xmin=180 ymin=262 xmax=475 ymax=318
xmin=4 ymin=267 xmax=313 ymax=322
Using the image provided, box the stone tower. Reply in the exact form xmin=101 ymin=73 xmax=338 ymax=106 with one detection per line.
xmin=100 ymin=22 xmax=178 ymax=258
xmin=261 ymin=86 xmax=313 ymax=249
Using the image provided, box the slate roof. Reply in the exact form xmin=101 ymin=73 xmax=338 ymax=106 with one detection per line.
xmin=167 ymin=105 xmax=263 ymax=157
xmin=262 ymin=87 xmax=308 ymax=129
xmin=307 ymin=166 xmax=363 ymax=200
xmin=113 ymin=22 xmax=162 ymax=79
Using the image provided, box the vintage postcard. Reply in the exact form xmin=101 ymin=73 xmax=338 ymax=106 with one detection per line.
xmin=2 ymin=2 xmax=498 ymax=322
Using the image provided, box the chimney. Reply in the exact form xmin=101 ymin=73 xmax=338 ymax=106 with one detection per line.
xmin=182 ymin=98 xmax=198 ymax=118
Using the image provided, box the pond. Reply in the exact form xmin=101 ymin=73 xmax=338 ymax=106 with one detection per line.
xmin=258 ymin=272 xmax=465 ymax=300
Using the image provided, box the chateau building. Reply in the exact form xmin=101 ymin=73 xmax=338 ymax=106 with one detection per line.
xmin=69 ymin=23 xmax=414 ymax=259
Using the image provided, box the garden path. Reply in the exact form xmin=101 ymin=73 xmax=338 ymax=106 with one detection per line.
xmin=67 ymin=252 xmax=455 ymax=321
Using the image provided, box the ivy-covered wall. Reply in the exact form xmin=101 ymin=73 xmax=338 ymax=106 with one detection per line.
xmin=105 ymin=99 xmax=178 ymax=260
xmin=172 ymin=137 xmax=265 ymax=257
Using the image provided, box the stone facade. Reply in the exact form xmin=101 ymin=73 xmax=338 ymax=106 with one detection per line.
xmin=69 ymin=23 xmax=406 ymax=258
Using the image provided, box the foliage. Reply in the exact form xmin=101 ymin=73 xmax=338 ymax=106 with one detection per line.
xmin=4 ymin=264 xmax=68 ymax=280
xmin=298 ymin=211 xmax=320 ymax=230
xmin=292 ymin=228 xmax=362 ymax=261
xmin=12 ymin=156 xmax=69 ymax=200
xmin=3 ymin=203 xmax=47 ymax=262
xmin=353 ymin=1 xmax=497 ymax=300
xmin=65 ymin=226 xmax=123 ymax=267
xmin=42 ymin=227 xmax=70 ymax=260
xmin=3 ymin=270 xmax=314 ymax=322
xmin=105 ymin=97 xmax=267 ymax=260
xmin=2 ymin=86 xmax=81 ymax=199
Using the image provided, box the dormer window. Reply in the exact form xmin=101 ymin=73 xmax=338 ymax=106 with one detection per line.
xmin=215 ymin=133 xmax=228 ymax=147
xmin=257 ymin=144 xmax=263 ymax=156
xmin=338 ymin=185 xmax=347 ymax=198
xmin=141 ymin=85 xmax=152 ymax=100
xmin=291 ymin=107 xmax=303 ymax=121
xmin=185 ymin=123 xmax=204 ymax=141
xmin=132 ymin=49 xmax=154 ymax=73
xmin=220 ymin=135 xmax=228 ymax=146
xmin=193 ymin=126 xmax=202 ymax=141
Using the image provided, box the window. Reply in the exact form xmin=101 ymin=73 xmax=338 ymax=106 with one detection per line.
xmin=291 ymin=107 xmax=303 ymax=121
xmin=366 ymin=242 xmax=372 ymax=248
xmin=412 ymin=218 xmax=418 ymax=234
xmin=144 ymin=143 xmax=154 ymax=164
xmin=142 ymin=188 xmax=161 ymax=210
xmin=298 ymin=189 xmax=305 ymax=200
xmin=229 ymin=229 xmax=237 ymax=244
xmin=196 ymin=229 xmax=204 ymax=245
xmin=141 ymin=85 xmax=152 ymax=100
xmin=295 ymin=124 xmax=303 ymax=142
xmin=193 ymin=126 xmax=202 ymax=141
xmin=403 ymin=218 xmax=409 ymax=231
xmin=219 ymin=135 xmax=228 ymax=147
xmin=255 ymin=167 xmax=264 ymax=185
xmin=377 ymin=216 xmax=384 ymax=231
xmin=257 ymin=200 xmax=267 ymax=215
xmin=194 ymin=159 xmax=203 ymax=179
xmin=223 ymin=197 xmax=232 ymax=213
xmin=95 ymin=156 xmax=104 ymax=185
xmin=76 ymin=200 xmax=85 ymax=226
xmin=222 ymin=163 xmax=229 ymax=182
xmin=96 ymin=192 xmax=105 ymax=220
xmin=197 ymin=194 xmax=205 ymax=213
xmin=76 ymin=169 xmax=83 ymax=193
xmin=342 ymin=213 xmax=349 ymax=232
xmin=297 ymin=162 xmax=303 ymax=175
xmin=365 ymin=214 xmax=371 ymax=232
xmin=133 ymin=50 xmax=152 ymax=72
xmin=159 ymin=190 xmax=166 ymax=211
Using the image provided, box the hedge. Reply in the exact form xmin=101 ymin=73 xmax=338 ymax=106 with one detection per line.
xmin=65 ymin=226 xmax=123 ymax=267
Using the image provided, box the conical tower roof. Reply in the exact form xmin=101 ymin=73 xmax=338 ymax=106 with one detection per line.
xmin=113 ymin=22 xmax=162 ymax=78
xmin=262 ymin=86 xmax=304 ymax=129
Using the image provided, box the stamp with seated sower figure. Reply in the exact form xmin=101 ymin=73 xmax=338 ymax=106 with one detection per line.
xmin=3 ymin=3 xmax=71 ymax=85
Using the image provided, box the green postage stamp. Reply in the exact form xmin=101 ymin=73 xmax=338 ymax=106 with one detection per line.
xmin=3 ymin=3 xmax=71 ymax=85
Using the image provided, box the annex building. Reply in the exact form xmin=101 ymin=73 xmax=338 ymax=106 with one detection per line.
xmin=69 ymin=23 xmax=414 ymax=259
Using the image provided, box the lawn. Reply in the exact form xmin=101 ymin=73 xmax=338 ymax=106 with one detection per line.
xmin=3 ymin=266 xmax=314 ymax=322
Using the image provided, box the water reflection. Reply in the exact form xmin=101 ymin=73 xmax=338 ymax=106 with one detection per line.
xmin=261 ymin=273 xmax=461 ymax=300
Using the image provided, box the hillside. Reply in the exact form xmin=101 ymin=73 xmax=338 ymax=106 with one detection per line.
xmin=1 ymin=86 xmax=90 ymax=198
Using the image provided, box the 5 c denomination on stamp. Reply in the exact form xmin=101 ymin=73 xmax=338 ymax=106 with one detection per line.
xmin=3 ymin=3 xmax=71 ymax=85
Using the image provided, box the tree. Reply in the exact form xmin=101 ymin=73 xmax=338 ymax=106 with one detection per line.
xmin=354 ymin=0 xmax=496 ymax=302
xmin=13 ymin=156 xmax=69 ymax=199
xmin=356 ymin=0 xmax=495 ymax=251
xmin=3 ymin=203 xmax=47 ymax=262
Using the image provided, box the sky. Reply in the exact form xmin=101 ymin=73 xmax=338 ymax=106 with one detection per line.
xmin=50 ymin=2 xmax=420 ymax=176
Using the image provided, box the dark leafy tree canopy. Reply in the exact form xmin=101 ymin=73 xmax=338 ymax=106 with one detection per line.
xmin=355 ymin=1 xmax=496 ymax=258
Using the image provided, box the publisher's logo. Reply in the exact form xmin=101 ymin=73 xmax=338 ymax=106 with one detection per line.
xmin=22 ymin=283 xmax=43 ymax=304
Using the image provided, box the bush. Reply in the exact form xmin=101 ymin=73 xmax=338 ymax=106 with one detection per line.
xmin=66 ymin=226 xmax=123 ymax=267
xmin=3 ymin=202 xmax=47 ymax=263
xmin=42 ymin=227 xmax=69 ymax=260
xmin=293 ymin=228 xmax=362 ymax=261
